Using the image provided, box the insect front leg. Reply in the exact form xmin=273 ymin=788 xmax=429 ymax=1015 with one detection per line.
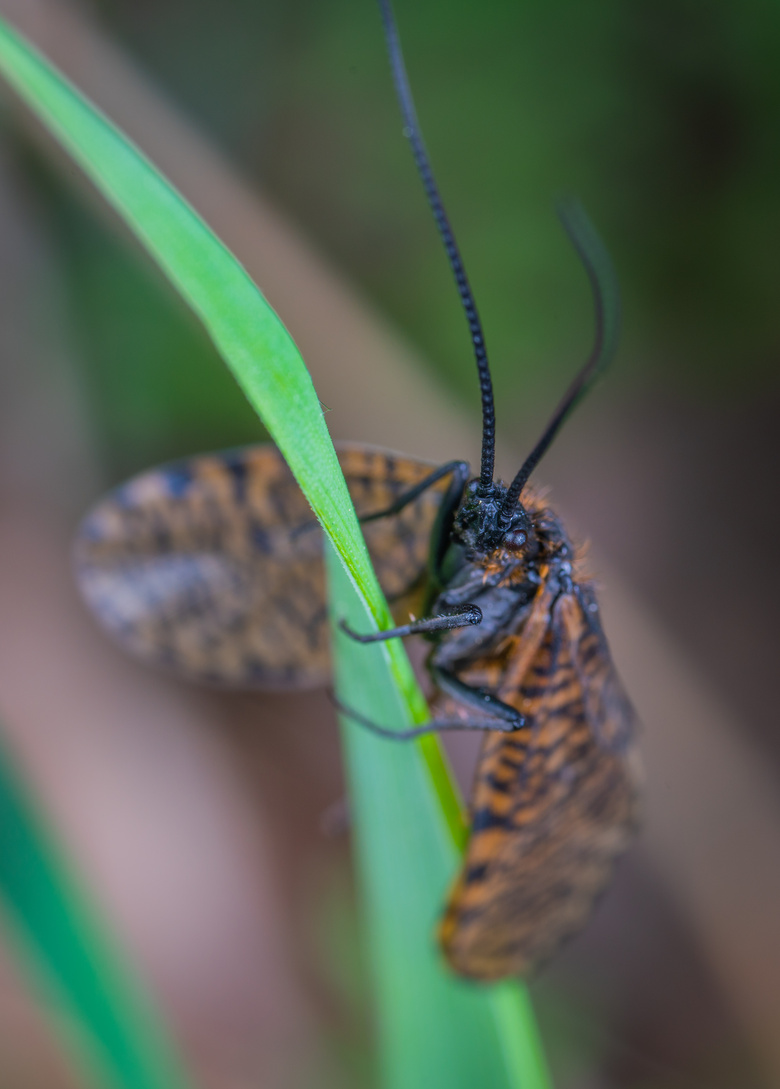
xmin=291 ymin=460 xmax=470 ymax=542
xmin=358 ymin=460 xmax=469 ymax=523
xmin=339 ymin=603 xmax=482 ymax=643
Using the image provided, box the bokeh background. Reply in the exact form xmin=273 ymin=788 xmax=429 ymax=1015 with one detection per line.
xmin=0 ymin=0 xmax=779 ymax=1086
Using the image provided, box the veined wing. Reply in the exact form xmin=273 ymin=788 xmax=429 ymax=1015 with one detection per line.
xmin=438 ymin=584 xmax=639 ymax=980
xmin=74 ymin=442 xmax=445 ymax=689
xmin=563 ymin=582 xmax=636 ymax=751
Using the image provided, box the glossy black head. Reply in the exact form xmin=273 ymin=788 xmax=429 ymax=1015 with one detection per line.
xmin=453 ymin=480 xmax=531 ymax=557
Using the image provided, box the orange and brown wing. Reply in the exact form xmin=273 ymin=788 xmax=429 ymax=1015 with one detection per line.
xmin=560 ymin=583 xmax=636 ymax=751
xmin=74 ymin=442 xmax=445 ymax=689
xmin=439 ymin=584 xmax=639 ymax=980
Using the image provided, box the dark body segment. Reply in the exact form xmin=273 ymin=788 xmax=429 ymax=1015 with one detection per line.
xmin=434 ymin=495 xmax=639 ymax=980
xmin=74 ymin=443 xmax=444 ymax=688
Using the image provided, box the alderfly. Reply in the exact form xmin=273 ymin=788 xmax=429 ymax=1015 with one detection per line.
xmin=75 ymin=0 xmax=639 ymax=980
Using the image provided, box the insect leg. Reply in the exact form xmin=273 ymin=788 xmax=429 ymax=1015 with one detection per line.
xmin=358 ymin=460 xmax=469 ymax=523
xmin=431 ymin=664 xmax=524 ymax=728
xmin=364 ymin=460 xmax=469 ymax=606
xmin=332 ymin=697 xmax=524 ymax=741
xmin=290 ymin=460 xmax=468 ymax=542
xmin=338 ymin=604 xmax=482 ymax=643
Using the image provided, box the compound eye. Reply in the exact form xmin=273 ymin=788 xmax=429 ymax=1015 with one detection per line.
xmin=504 ymin=529 xmax=527 ymax=551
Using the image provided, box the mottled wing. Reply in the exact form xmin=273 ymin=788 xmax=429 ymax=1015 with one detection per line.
xmin=439 ymin=585 xmax=639 ymax=980
xmin=74 ymin=442 xmax=444 ymax=688
xmin=566 ymin=582 xmax=636 ymax=751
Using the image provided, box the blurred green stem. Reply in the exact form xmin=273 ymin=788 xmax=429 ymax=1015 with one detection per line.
xmin=0 ymin=723 xmax=194 ymax=1089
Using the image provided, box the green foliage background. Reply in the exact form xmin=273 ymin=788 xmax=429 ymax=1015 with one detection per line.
xmin=37 ymin=0 xmax=780 ymax=483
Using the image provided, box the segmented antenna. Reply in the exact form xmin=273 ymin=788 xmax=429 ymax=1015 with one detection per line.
xmin=499 ymin=199 xmax=621 ymax=526
xmin=377 ymin=0 xmax=496 ymax=489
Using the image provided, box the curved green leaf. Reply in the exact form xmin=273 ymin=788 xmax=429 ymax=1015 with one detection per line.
xmin=0 ymin=19 xmax=551 ymax=1089
xmin=0 ymin=726 xmax=192 ymax=1089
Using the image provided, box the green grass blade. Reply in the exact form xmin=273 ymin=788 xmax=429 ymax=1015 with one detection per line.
xmin=328 ymin=546 xmax=553 ymax=1089
xmin=0 ymin=725 xmax=192 ymax=1089
xmin=0 ymin=19 xmax=552 ymax=1089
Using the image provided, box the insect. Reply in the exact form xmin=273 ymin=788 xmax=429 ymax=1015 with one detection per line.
xmin=74 ymin=0 xmax=639 ymax=981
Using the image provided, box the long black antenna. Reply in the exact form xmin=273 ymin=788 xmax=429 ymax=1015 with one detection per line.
xmin=377 ymin=0 xmax=496 ymax=489
xmin=499 ymin=199 xmax=621 ymax=526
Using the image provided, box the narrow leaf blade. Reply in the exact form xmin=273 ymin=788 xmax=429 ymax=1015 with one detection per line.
xmin=0 ymin=727 xmax=192 ymax=1089
xmin=328 ymin=547 xmax=552 ymax=1089
xmin=0 ymin=20 xmax=552 ymax=1089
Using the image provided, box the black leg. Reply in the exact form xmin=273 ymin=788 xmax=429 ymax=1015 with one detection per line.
xmin=359 ymin=460 xmax=469 ymax=523
xmin=431 ymin=664 xmax=524 ymax=727
xmin=332 ymin=697 xmax=526 ymax=741
xmin=291 ymin=458 xmax=469 ymax=542
xmin=339 ymin=604 xmax=481 ymax=643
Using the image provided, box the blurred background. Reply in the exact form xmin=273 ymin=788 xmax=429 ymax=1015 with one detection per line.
xmin=0 ymin=0 xmax=778 ymax=1085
